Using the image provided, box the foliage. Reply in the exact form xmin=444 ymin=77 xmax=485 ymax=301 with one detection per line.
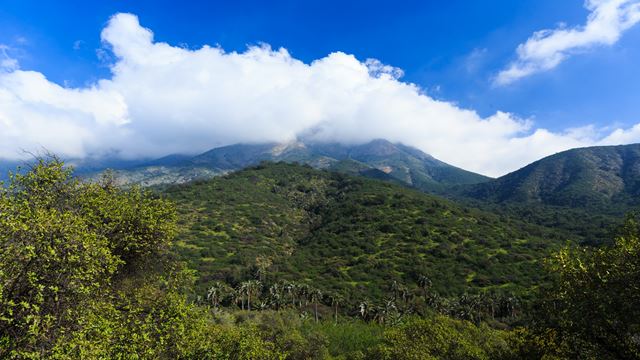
xmin=0 ymin=159 xmax=297 ymax=359
xmin=50 ymin=285 xmax=287 ymax=360
xmin=0 ymin=159 xmax=173 ymax=358
xmin=463 ymin=144 xmax=640 ymax=212
xmin=163 ymin=162 xmax=565 ymax=304
xmin=371 ymin=315 xmax=512 ymax=360
xmin=2 ymin=158 xmax=638 ymax=359
xmin=522 ymin=214 xmax=640 ymax=359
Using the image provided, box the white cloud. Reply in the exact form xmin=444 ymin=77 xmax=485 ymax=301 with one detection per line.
xmin=496 ymin=0 xmax=640 ymax=86
xmin=0 ymin=13 xmax=639 ymax=177
xmin=0 ymin=46 xmax=19 ymax=72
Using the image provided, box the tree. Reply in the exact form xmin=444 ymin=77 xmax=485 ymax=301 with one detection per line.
xmin=237 ymin=283 xmax=248 ymax=310
xmin=329 ymin=294 xmax=343 ymax=324
xmin=255 ymin=255 xmax=272 ymax=283
xmin=207 ymin=281 xmax=231 ymax=310
xmin=285 ymin=282 xmax=296 ymax=308
xmin=310 ymin=287 xmax=323 ymax=322
xmin=241 ymin=280 xmax=262 ymax=311
xmin=0 ymin=158 xmax=177 ymax=358
xmin=297 ymin=283 xmax=310 ymax=308
xmin=231 ymin=288 xmax=244 ymax=310
xmin=359 ymin=300 xmax=371 ymax=321
xmin=418 ymin=275 xmax=432 ymax=303
xmin=372 ymin=315 xmax=511 ymax=360
xmin=532 ymin=214 xmax=640 ymax=359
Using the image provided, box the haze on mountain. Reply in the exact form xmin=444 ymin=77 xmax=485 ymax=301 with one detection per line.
xmin=101 ymin=139 xmax=489 ymax=191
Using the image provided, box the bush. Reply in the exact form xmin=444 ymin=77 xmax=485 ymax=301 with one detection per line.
xmin=371 ymin=315 xmax=512 ymax=360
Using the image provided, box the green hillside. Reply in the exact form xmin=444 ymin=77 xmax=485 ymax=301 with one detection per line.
xmin=465 ymin=144 xmax=640 ymax=209
xmin=163 ymin=162 xmax=567 ymax=302
xmin=4 ymin=159 xmax=638 ymax=359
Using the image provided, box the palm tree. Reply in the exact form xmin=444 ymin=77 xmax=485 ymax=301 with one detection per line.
xmin=310 ymin=288 xmax=323 ymax=322
xmin=372 ymin=299 xmax=398 ymax=325
xmin=305 ymin=284 xmax=313 ymax=308
xmin=390 ymin=281 xmax=411 ymax=311
xmin=296 ymin=284 xmax=310 ymax=309
xmin=391 ymin=280 xmax=401 ymax=301
xmin=385 ymin=299 xmax=402 ymax=325
xmin=230 ymin=288 xmax=242 ymax=310
xmin=269 ymin=282 xmax=289 ymax=310
xmin=481 ymin=292 xmax=497 ymax=320
xmin=285 ymin=282 xmax=296 ymax=308
xmin=359 ymin=300 xmax=370 ymax=321
xmin=418 ymin=275 xmax=432 ymax=303
xmin=255 ymin=255 xmax=272 ymax=283
xmin=244 ymin=280 xmax=262 ymax=311
xmin=206 ymin=281 xmax=229 ymax=310
xmin=402 ymin=284 xmax=410 ymax=302
xmin=236 ymin=283 xmax=247 ymax=310
xmin=329 ymin=294 xmax=343 ymax=324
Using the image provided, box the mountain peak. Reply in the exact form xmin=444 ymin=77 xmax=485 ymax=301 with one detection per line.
xmin=351 ymin=139 xmax=401 ymax=157
xmin=270 ymin=140 xmax=307 ymax=156
xmin=99 ymin=139 xmax=491 ymax=190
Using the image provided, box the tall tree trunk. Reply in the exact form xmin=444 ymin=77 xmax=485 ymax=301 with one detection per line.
xmin=315 ymin=302 xmax=318 ymax=322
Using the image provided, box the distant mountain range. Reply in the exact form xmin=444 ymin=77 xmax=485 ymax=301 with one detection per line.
xmin=90 ymin=139 xmax=492 ymax=191
xmin=2 ymin=141 xmax=640 ymax=215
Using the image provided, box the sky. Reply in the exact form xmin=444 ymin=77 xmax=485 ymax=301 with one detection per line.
xmin=1 ymin=0 xmax=640 ymax=176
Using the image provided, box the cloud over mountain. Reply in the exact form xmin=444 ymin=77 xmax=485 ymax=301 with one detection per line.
xmin=0 ymin=13 xmax=639 ymax=176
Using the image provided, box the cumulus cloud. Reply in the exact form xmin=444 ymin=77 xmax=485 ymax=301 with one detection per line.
xmin=496 ymin=0 xmax=640 ymax=86
xmin=0 ymin=13 xmax=639 ymax=177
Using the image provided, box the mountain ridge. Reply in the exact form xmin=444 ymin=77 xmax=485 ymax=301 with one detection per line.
xmin=463 ymin=143 xmax=640 ymax=210
xmin=99 ymin=139 xmax=493 ymax=191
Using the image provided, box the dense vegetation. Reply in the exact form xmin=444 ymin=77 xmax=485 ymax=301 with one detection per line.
xmin=1 ymin=159 xmax=638 ymax=359
xmin=163 ymin=162 xmax=567 ymax=303
xmin=465 ymin=144 xmax=640 ymax=209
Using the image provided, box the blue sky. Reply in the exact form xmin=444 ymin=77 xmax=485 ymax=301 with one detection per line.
xmin=1 ymin=0 xmax=639 ymax=175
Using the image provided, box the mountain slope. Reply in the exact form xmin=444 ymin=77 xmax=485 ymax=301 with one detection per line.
xmin=163 ymin=162 xmax=568 ymax=302
xmin=112 ymin=139 xmax=491 ymax=190
xmin=465 ymin=144 xmax=640 ymax=209
xmin=310 ymin=140 xmax=490 ymax=190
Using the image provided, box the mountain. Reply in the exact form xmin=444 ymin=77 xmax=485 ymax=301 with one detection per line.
xmin=0 ymin=160 xmax=20 ymax=182
xmin=310 ymin=140 xmax=491 ymax=190
xmin=0 ymin=156 xmax=150 ymax=183
xmin=164 ymin=162 xmax=569 ymax=301
xmin=464 ymin=144 xmax=640 ymax=209
xmin=105 ymin=139 xmax=491 ymax=190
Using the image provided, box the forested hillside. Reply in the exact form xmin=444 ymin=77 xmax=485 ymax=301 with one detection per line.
xmin=2 ymin=159 xmax=639 ymax=359
xmin=465 ymin=144 xmax=640 ymax=209
xmin=163 ymin=162 xmax=568 ymax=302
